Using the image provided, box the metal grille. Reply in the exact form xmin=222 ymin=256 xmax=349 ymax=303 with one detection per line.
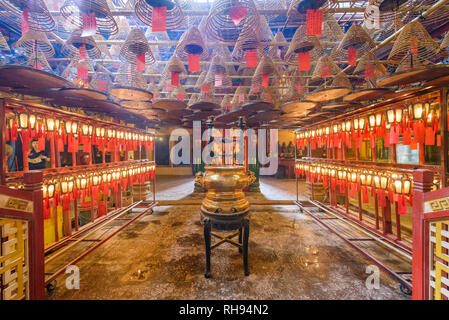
xmin=429 ymin=220 xmax=449 ymax=300
xmin=0 ymin=219 xmax=29 ymax=300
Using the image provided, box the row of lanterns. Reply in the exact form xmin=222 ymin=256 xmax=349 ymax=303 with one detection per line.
xmin=294 ymin=162 xmax=412 ymax=215
xmin=296 ymin=101 xmax=439 ymax=151
xmin=40 ymin=163 xmax=156 ymax=219
xmin=6 ymin=111 xmax=155 ymax=153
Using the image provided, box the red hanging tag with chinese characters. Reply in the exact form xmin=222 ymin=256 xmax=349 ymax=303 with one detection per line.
xmin=437 ymin=134 xmax=441 ymax=146
xmin=79 ymin=44 xmax=87 ymax=61
xmin=306 ymin=10 xmax=323 ymax=36
xmin=77 ymin=64 xmax=88 ymax=80
xmin=320 ymin=64 xmax=331 ymax=78
xmin=82 ymin=12 xmax=96 ymax=37
xmin=262 ymin=73 xmax=269 ymax=87
xmin=410 ymin=35 xmax=418 ymax=55
xmin=365 ymin=64 xmax=375 ymax=81
xmin=348 ymin=47 xmax=357 ymax=66
xmin=177 ymin=93 xmax=184 ymax=101
xmin=188 ymin=53 xmax=200 ymax=72
xmin=215 ymin=73 xmax=223 ymax=86
xmin=228 ymin=4 xmax=247 ymax=26
xmin=171 ymin=72 xmax=180 ymax=86
xmin=152 ymin=6 xmax=167 ymax=32
xmin=97 ymin=79 xmax=107 ymax=91
xmin=136 ymin=53 xmax=146 ymax=72
xmin=398 ymin=195 xmax=408 ymax=215
xmin=298 ymin=52 xmax=310 ymax=71
xmin=201 ymin=84 xmax=209 ymax=93
xmin=21 ymin=8 xmax=29 ymax=35
xmin=245 ymin=49 xmax=258 ymax=68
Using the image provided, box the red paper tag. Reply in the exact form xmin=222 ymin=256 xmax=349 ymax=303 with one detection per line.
xmin=262 ymin=73 xmax=269 ymax=87
xmin=403 ymin=128 xmax=411 ymax=145
xmin=437 ymin=134 xmax=441 ymax=146
xmin=97 ymin=79 xmax=107 ymax=91
xmin=82 ymin=13 xmax=96 ymax=37
xmin=77 ymin=64 xmax=88 ymax=80
xmin=365 ymin=64 xmax=375 ymax=80
xmin=228 ymin=4 xmax=247 ymax=26
xmin=152 ymin=6 xmax=167 ymax=32
xmin=215 ymin=73 xmax=223 ymax=86
xmin=410 ymin=35 xmax=418 ymax=55
xmin=306 ymin=10 xmax=323 ymax=36
xmin=136 ymin=53 xmax=146 ymax=72
xmin=79 ymin=44 xmax=87 ymax=61
xmin=348 ymin=47 xmax=357 ymax=66
xmin=425 ymin=126 xmax=435 ymax=145
xmin=171 ymin=72 xmax=180 ymax=86
xmin=21 ymin=8 xmax=29 ymax=35
xmin=238 ymin=93 xmax=244 ymax=103
xmin=188 ymin=53 xmax=200 ymax=72
xmin=201 ymin=84 xmax=209 ymax=93
xmin=245 ymin=49 xmax=258 ymax=68
xmin=298 ymin=52 xmax=310 ymax=71
xmin=177 ymin=93 xmax=184 ymax=101
xmin=320 ymin=64 xmax=331 ymax=78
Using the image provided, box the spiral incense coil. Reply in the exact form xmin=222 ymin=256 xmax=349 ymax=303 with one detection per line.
xmin=60 ymin=0 xmax=118 ymax=36
xmin=162 ymin=55 xmax=187 ymax=79
xmin=0 ymin=31 xmax=10 ymax=51
xmin=94 ymin=35 xmax=112 ymax=58
xmin=204 ymin=0 xmax=260 ymax=42
xmin=353 ymin=52 xmax=387 ymax=81
xmin=231 ymin=23 xmax=261 ymax=62
xmin=287 ymin=0 xmax=337 ymax=24
xmin=205 ymin=55 xmax=232 ymax=87
xmin=174 ymin=25 xmax=209 ymax=61
xmin=331 ymin=72 xmax=352 ymax=90
xmin=0 ymin=0 xmax=55 ymax=32
xmin=120 ymin=28 xmax=156 ymax=66
xmin=25 ymin=50 xmax=52 ymax=70
xmin=231 ymin=86 xmax=248 ymax=107
xmin=251 ymin=55 xmax=276 ymax=88
xmin=364 ymin=0 xmax=428 ymax=27
xmin=258 ymin=16 xmax=274 ymax=46
xmin=394 ymin=54 xmax=425 ymax=73
xmin=388 ymin=21 xmax=440 ymax=64
xmin=134 ymin=0 xmax=185 ymax=30
xmin=268 ymin=31 xmax=287 ymax=60
xmin=321 ymin=15 xmax=344 ymax=43
xmin=62 ymin=29 xmax=101 ymax=59
xmin=116 ymin=63 xmax=147 ymax=89
xmin=220 ymin=94 xmax=233 ymax=112
xmin=16 ymin=30 xmax=55 ymax=58
xmin=284 ymin=25 xmax=323 ymax=62
xmin=254 ymin=0 xmax=287 ymax=22
xmin=333 ymin=24 xmax=376 ymax=64
xmin=421 ymin=3 xmax=449 ymax=30
xmin=310 ymin=55 xmax=341 ymax=82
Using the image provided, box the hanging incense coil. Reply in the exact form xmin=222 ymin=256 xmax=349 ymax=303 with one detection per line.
xmin=268 ymin=31 xmax=287 ymax=60
xmin=333 ymin=24 xmax=376 ymax=64
xmin=284 ymin=25 xmax=323 ymax=62
xmin=364 ymin=0 xmax=427 ymax=27
xmin=175 ymin=25 xmax=209 ymax=61
xmin=25 ymin=50 xmax=52 ymax=71
xmin=62 ymin=29 xmax=101 ymax=59
xmin=231 ymin=86 xmax=248 ymax=107
xmin=60 ymin=0 xmax=118 ymax=36
xmin=162 ymin=55 xmax=187 ymax=79
xmin=204 ymin=0 xmax=260 ymax=42
xmin=231 ymin=22 xmax=261 ymax=62
xmin=170 ymin=85 xmax=186 ymax=101
xmin=321 ymin=15 xmax=344 ymax=43
xmin=220 ymin=94 xmax=233 ymax=112
xmin=287 ymin=0 xmax=337 ymax=23
xmin=0 ymin=31 xmax=10 ymax=51
xmin=120 ymin=28 xmax=156 ymax=66
xmin=134 ymin=0 xmax=185 ymax=30
xmin=251 ymin=55 xmax=276 ymax=88
xmin=258 ymin=15 xmax=274 ymax=48
xmin=116 ymin=63 xmax=147 ymax=89
xmin=353 ymin=52 xmax=387 ymax=81
xmin=205 ymin=55 xmax=232 ymax=87
xmin=15 ymin=30 xmax=55 ymax=58
xmin=0 ymin=0 xmax=55 ymax=32
xmin=255 ymin=0 xmax=287 ymax=21
xmin=310 ymin=54 xmax=341 ymax=82
xmin=421 ymin=3 xmax=449 ymax=30
xmin=388 ymin=21 xmax=440 ymax=64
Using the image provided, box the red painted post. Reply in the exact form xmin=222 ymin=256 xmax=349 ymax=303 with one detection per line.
xmin=23 ymin=171 xmax=45 ymax=300
xmin=412 ymin=169 xmax=434 ymax=300
xmin=0 ymin=99 xmax=6 ymax=185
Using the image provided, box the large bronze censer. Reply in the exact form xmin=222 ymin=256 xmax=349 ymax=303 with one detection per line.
xmin=195 ymin=165 xmax=255 ymax=229
xmin=195 ymin=165 xmax=255 ymax=277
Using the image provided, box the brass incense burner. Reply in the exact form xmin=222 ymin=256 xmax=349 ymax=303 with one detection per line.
xmin=195 ymin=166 xmax=255 ymax=229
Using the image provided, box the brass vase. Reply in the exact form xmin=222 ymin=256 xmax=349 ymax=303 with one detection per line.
xmin=195 ymin=166 xmax=255 ymax=228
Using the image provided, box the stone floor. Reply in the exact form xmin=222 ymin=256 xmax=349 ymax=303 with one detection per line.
xmin=49 ymin=175 xmax=410 ymax=300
